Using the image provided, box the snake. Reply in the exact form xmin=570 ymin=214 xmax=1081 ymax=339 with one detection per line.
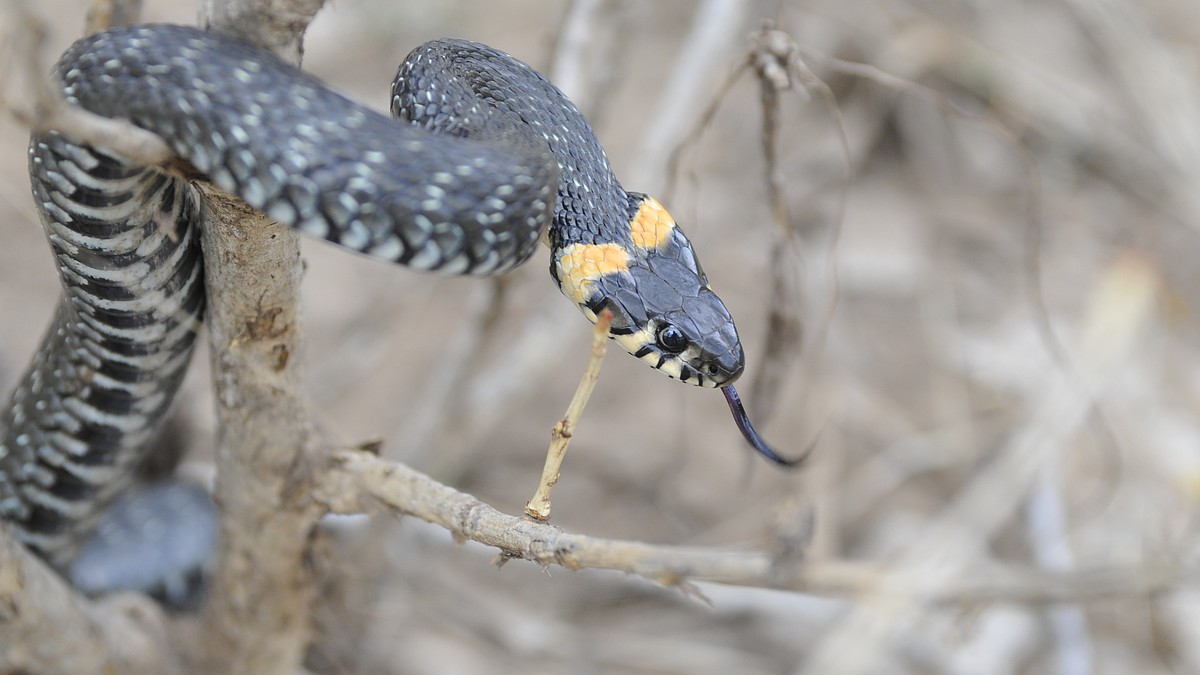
xmin=0 ymin=23 xmax=797 ymax=601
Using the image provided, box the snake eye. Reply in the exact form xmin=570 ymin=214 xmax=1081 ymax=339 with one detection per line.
xmin=656 ymin=324 xmax=688 ymax=354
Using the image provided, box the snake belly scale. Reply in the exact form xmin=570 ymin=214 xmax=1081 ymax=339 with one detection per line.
xmin=1 ymin=23 xmax=789 ymax=591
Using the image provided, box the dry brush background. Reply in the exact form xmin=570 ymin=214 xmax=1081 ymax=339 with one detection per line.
xmin=2 ymin=0 xmax=1200 ymax=673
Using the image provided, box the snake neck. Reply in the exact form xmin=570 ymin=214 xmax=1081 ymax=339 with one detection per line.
xmin=392 ymin=39 xmax=631 ymax=255
xmin=393 ymin=39 xmax=744 ymax=388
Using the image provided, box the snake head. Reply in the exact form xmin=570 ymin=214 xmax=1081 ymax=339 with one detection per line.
xmin=554 ymin=194 xmax=744 ymax=388
xmin=604 ymin=260 xmax=745 ymax=388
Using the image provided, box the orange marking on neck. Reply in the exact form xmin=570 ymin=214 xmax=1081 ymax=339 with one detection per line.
xmin=630 ymin=196 xmax=676 ymax=251
xmin=556 ymin=242 xmax=630 ymax=305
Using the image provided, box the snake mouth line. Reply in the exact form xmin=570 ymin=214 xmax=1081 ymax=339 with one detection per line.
xmin=721 ymin=385 xmax=805 ymax=467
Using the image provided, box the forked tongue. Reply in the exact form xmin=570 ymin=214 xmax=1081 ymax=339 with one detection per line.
xmin=721 ymin=385 xmax=806 ymax=467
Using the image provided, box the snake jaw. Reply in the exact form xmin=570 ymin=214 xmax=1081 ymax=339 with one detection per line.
xmin=610 ymin=326 xmax=708 ymax=387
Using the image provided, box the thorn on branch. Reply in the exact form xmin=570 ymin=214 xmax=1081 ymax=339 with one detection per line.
xmin=356 ymin=438 xmax=384 ymax=456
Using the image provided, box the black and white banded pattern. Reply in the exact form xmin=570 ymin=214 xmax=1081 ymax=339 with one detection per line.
xmin=1 ymin=22 xmax=773 ymax=592
xmin=0 ymin=131 xmax=203 ymax=568
xmin=0 ymin=24 xmax=567 ymax=579
xmin=56 ymin=25 xmax=558 ymax=276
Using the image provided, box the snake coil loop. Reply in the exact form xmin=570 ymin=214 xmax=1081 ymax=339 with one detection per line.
xmin=0 ymin=24 xmax=797 ymax=603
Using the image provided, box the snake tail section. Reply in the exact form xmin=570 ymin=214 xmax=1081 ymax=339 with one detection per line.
xmin=0 ymin=132 xmax=204 ymax=568
xmin=1 ymin=24 xmax=564 ymax=573
xmin=1 ymin=22 xmax=781 ymax=594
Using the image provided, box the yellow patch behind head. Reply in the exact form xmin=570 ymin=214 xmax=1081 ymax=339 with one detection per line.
xmin=557 ymin=242 xmax=630 ymax=305
xmin=629 ymin=196 xmax=676 ymax=251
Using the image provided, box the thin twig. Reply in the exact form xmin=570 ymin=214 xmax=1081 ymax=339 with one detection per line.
xmin=315 ymin=448 xmax=1196 ymax=605
xmin=775 ymin=39 xmax=852 ymax=424
xmin=548 ymin=0 xmax=605 ymax=106
xmin=801 ymin=252 xmax=1161 ymax=673
xmin=525 ymin=309 xmax=612 ymax=521
xmin=747 ymin=26 xmax=805 ymax=425
xmin=630 ymin=0 xmax=749 ymax=194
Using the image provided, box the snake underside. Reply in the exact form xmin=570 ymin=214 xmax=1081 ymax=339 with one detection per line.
xmin=1 ymin=23 xmax=789 ymax=601
xmin=0 ymin=24 xmax=563 ymax=578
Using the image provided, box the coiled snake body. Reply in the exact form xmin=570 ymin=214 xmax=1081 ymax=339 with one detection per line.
xmin=0 ymin=24 xmax=790 ymax=597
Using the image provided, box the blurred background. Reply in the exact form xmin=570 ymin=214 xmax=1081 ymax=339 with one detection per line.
xmin=3 ymin=0 xmax=1200 ymax=672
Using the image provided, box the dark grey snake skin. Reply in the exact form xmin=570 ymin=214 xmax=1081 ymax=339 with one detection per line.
xmin=0 ymin=24 xmax=573 ymax=587
xmin=2 ymin=23 xmax=780 ymax=601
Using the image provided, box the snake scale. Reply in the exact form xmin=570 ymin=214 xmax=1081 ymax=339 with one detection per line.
xmin=0 ymin=23 xmax=795 ymax=600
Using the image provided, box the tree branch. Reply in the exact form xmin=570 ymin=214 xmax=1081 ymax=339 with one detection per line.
xmin=629 ymin=0 xmax=749 ymax=194
xmin=189 ymin=0 xmax=327 ymax=672
xmin=316 ymin=448 xmax=1195 ymax=605
xmin=0 ymin=528 xmax=181 ymax=674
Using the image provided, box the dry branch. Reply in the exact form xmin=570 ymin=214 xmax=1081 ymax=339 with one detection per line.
xmin=0 ymin=527 xmax=181 ymax=674
xmin=525 ymin=309 xmax=612 ymax=521
xmin=746 ymin=26 xmax=809 ymax=424
xmin=189 ymin=0 xmax=327 ymax=672
xmin=315 ymin=448 xmax=1197 ymax=605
